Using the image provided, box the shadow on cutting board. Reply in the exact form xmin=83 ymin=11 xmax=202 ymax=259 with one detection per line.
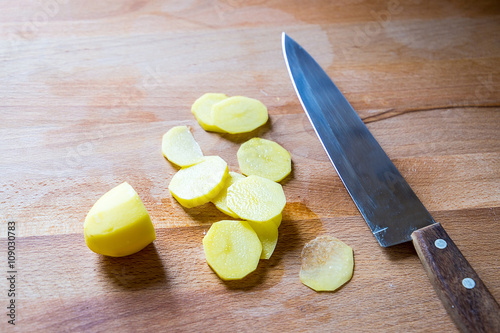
xmin=98 ymin=243 xmax=168 ymax=291
xmin=381 ymin=241 xmax=418 ymax=262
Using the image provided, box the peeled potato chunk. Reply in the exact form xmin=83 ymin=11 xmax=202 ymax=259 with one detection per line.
xmin=211 ymin=96 xmax=268 ymax=134
xmin=191 ymin=93 xmax=228 ymax=132
xmin=227 ymin=175 xmax=286 ymax=222
xmin=169 ymin=156 xmax=229 ymax=208
xmin=237 ymin=137 xmax=292 ymax=182
xmin=211 ymin=171 xmax=245 ymax=218
xmin=203 ymin=220 xmax=262 ymax=280
xmin=300 ymin=235 xmax=354 ymax=292
xmin=247 ymin=220 xmax=279 ymax=259
xmin=84 ymin=182 xmax=156 ymax=257
xmin=162 ymin=125 xmax=204 ymax=167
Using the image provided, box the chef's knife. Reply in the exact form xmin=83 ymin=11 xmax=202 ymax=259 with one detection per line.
xmin=282 ymin=32 xmax=500 ymax=333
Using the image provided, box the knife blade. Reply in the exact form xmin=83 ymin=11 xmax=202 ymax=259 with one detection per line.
xmin=282 ymin=32 xmax=500 ymax=333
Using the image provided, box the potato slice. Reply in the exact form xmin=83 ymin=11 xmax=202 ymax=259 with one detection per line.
xmin=84 ymin=182 xmax=156 ymax=257
xmin=237 ymin=137 xmax=291 ymax=182
xmin=191 ymin=93 xmax=228 ymax=132
xmin=211 ymin=171 xmax=245 ymax=218
xmin=211 ymin=96 xmax=268 ymax=134
xmin=247 ymin=220 xmax=279 ymax=259
xmin=162 ymin=126 xmax=204 ymax=167
xmin=270 ymin=213 xmax=282 ymax=228
xmin=169 ymin=156 xmax=229 ymax=208
xmin=203 ymin=220 xmax=262 ymax=280
xmin=227 ymin=175 xmax=286 ymax=222
xmin=300 ymin=235 xmax=354 ymax=292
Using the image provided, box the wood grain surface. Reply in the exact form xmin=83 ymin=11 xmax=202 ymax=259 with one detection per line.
xmin=1 ymin=0 xmax=499 ymax=332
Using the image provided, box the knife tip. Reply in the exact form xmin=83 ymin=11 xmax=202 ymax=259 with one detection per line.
xmin=281 ymin=32 xmax=293 ymax=54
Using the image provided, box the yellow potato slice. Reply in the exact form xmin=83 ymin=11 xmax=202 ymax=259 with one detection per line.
xmin=300 ymin=235 xmax=354 ymax=292
xmin=168 ymin=156 xmax=229 ymax=208
xmin=191 ymin=93 xmax=228 ymax=132
xmin=162 ymin=125 xmax=204 ymax=167
xmin=211 ymin=96 xmax=268 ymax=134
xmin=84 ymin=182 xmax=156 ymax=257
xmin=270 ymin=213 xmax=282 ymax=228
xmin=247 ymin=220 xmax=279 ymax=259
xmin=203 ymin=220 xmax=262 ymax=280
xmin=237 ymin=137 xmax=292 ymax=182
xmin=226 ymin=175 xmax=286 ymax=222
xmin=211 ymin=171 xmax=246 ymax=218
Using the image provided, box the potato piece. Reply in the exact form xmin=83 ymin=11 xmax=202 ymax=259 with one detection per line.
xmin=84 ymin=182 xmax=156 ymax=257
xmin=162 ymin=126 xmax=204 ymax=167
xmin=211 ymin=96 xmax=268 ymax=134
xmin=247 ymin=220 xmax=279 ymax=259
xmin=169 ymin=156 xmax=229 ymax=208
xmin=237 ymin=137 xmax=291 ymax=182
xmin=203 ymin=220 xmax=262 ymax=280
xmin=270 ymin=213 xmax=282 ymax=228
xmin=227 ymin=175 xmax=286 ymax=222
xmin=191 ymin=93 xmax=228 ymax=132
xmin=300 ymin=235 xmax=354 ymax=292
xmin=211 ymin=171 xmax=245 ymax=218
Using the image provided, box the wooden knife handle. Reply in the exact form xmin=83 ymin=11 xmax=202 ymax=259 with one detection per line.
xmin=411 ymin=223 xmax=500 ymax=333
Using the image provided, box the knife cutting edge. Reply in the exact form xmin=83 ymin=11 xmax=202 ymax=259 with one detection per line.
xmin=282 ymin=32 xmax=500 ymax=333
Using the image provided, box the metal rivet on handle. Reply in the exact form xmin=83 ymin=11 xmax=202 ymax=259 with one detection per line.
xmin=462 ymin=278 xmax=476 ymax=289
xmin=434 ymin=239 xmax=447 ymax=249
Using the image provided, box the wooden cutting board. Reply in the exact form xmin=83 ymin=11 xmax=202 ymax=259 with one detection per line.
xmin=1 ymin=1 xmax=499 ymax=331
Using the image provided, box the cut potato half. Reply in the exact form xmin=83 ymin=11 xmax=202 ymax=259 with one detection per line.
xmin=227 ymin=175 xmax=286 ymax=222
xmin=162 ymin=126 xmax=204 ymax=167
xmin=247 ymin=220 xmax=279 ymax=259
xmin=191 ymin=93 xmax=228 ymax=132
xmin=300 ymin=235 xmax=354 ymax=292
xmin=211 ymin=96 xmax=268 ymax=134
xmin=168 ymin=156 xmax=229 ymax=208
xmin=84 ymin=182 xmax=156 ymax=257
xmin=203 ymin=220 xmax=262 ymax=280
xmin=237 ymin=137 xmax=291 ymax=182
xmin=211 ymin=171 xmax=245 ymax=218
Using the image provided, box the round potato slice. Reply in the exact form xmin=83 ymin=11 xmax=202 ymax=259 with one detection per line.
xmin=270 ymin=213 xmax=282 ymax=228
xmin=227 ymin=175 xmax=286 ymax=222
xmin=211 ymin=96 xmax=268 ymax=134
xmin=191 ymin=93 xmax=228 ymax=132
xmin=237 ymin=137 xmax=292 ymax=182
xmin=162 ymin=126 xmax=204 ymax=167
xmin=84 ymin=182 xmax=156 ymax=257
xmin=168 ymin=156 xmax=229 ymax=208
xmin=247 ymin=220 xmax=279 ymax=259
xmin=300 ymin=235 xmax=354 ymax=292
xmin=203 ymin=220 xmax=262 ymax=280
xmin=211 ymin=171 xmax=246 ymax=218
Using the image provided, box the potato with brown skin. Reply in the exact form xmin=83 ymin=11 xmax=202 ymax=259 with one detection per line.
xmin=300 ymin=235 xmax=354 ymax=292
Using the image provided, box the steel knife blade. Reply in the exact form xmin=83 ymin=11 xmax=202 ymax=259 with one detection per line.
xmin=282 ymin=32 xmax=500 ymax=333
